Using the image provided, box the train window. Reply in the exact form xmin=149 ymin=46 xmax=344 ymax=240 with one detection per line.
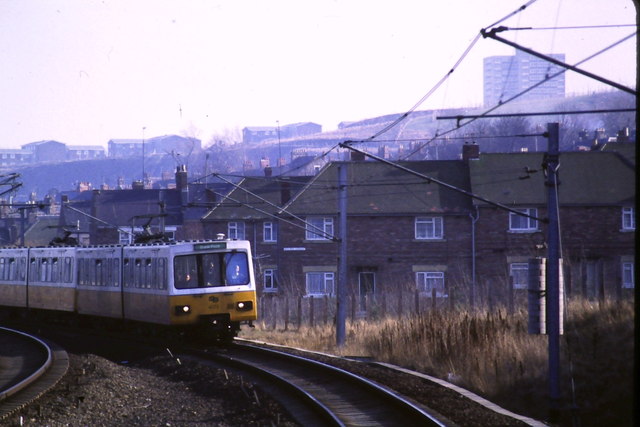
xmin=174 ymin=255 xmax=198 ymax=289
xmin=52 ymin=258 xmax=60 ymax=283
xmin=29 ymin=258 xmax=37 ymax=281
xmin=41 ymin=258 xmax=50 ymax=282
xmin=96 ymin=259 xmax=104 ymax=287
xmin=225 ymin=252 xmax=249 ymax=286
xmin=113 ymin=259 xmax=120 ymax=287
xmin=0 ymin=258 xmax=6 ymax=281
xmin=134 ymin=258 xmax=142 ymax=288
xmin=123 ymin=258 xmax=132 ymax=288
xmin=157 ymin=258 xmax=166 ymax=290
xmin=64 ymin=257 xmax=73 ymax=283
xmin=9 ymin=258 xmax=17 ymax=281
xmin=19 ymin=258 xmax=26 ymax=281
xmin=144 ymin=258 xmax=152 ymax=289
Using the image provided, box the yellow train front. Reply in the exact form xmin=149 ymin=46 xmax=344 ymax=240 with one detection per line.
xmin=121 ymin=239 xmax=257 ymax=339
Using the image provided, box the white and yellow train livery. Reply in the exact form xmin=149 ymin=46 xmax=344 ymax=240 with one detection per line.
xmin=0 ymin=239 xmax=257 ymax=340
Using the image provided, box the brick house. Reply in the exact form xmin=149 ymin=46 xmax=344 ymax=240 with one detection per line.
xmin=58 ymin=167 xmax=230 ymax=245
xmin=201 ymin=160 xmax=475 ymax=301
xmin=200 ymin=175 xmax=313 ymax=293
xmin=470 ymin=150 xmax=635 ymax=302
xmin=198 ymin=145 xmax=635 ymax=306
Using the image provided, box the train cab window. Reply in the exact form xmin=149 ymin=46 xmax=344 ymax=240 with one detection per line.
xmin=174 ymin=255 xmax=198 ymax=289
xmin=225 ymin=252 xmax=249 ymax=286
xmin=203 ymin=254 xmax=222 ymax=287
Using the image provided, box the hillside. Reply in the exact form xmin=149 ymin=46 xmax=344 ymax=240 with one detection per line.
xmin=6 ymin=91 xmax=636 ymax=201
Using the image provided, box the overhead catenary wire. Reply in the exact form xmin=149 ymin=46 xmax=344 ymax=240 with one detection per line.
xmin=399 ymin=30 xmax=637 ymax=159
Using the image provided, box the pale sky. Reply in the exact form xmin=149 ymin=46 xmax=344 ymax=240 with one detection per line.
xmin=0 ymin=0 xmax=636 ymax=149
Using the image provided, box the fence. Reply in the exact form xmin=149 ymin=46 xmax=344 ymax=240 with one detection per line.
xmin=258 ymin=288 xmax=456 ymax=330
xmin=257 ymin=283 xmax=633 ymax=330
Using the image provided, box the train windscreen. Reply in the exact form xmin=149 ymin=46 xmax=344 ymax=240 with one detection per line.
xmin=174 ymin=251 xmax=249 ymax=289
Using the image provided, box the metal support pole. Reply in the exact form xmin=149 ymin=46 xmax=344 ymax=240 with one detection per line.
xmin=546 ymin=122 xmax=561 ymax=420
xmin=337 ymin=164 xmax=348 ymax=346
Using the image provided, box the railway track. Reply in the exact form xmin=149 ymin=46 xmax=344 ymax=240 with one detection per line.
xmin=202 ymin=342 xmax=449 ymax=426
xmin=0 ymin=327 xmax=69 ymax=420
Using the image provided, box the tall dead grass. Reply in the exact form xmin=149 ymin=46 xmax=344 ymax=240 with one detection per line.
xmin=240 ymin=297 xmax=634 ymax=426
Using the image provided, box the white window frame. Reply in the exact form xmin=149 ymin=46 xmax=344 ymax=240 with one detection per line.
xmin=622 ymin=207 xmax=635 ymax=231
xmin=509 ymin=208 xmax=538 ymax=232
xmin=510 ymin=263 xmax=529 ymax=289
xmin=305 ymin=217 xmax=333 ymax=241
xmin=305 ymin=271 xmax=335 ymax=296
xmin=415 ymin=271 xmax=446 ymax=297
xmin=415 ymin=216 xmax=443 ymax=240
xmin=622 ymin=262 xmax=634 ymax=288
xmin=263 ymin=268 xmax=277 ymax=292
xmin=263 ymin=221 xmax=277 ymax=242
xmin=228 ymin=221 xmax=245 ymax=240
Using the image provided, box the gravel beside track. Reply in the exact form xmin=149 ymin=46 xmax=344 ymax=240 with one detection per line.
xmin=4 ymin=351 xmax=297 ymax=426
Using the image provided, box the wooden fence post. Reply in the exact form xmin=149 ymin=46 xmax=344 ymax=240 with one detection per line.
xmin=323 ymin=295 xmax=329 ymax=325
xmin=381 ymin=291 xmax=387 ymax=318
xmin=350 ymin=293 xmax=356 ymax=321
xmin=297 ymin=296 xmax=302 ymax=330
xmin=415 ymin=290 xmax=420 ymax=314
xmin=309 ymin=295 xmax=314 ymax=327
xmin=271 ymin=297 xmax=277 ymax=330
xmin=284 ymin=296 xmax=290 ymax=331
xmin=431 ymin=288 xmax=437 ymax=311
xmin=508 ymin=276 xmax=515 ymax=314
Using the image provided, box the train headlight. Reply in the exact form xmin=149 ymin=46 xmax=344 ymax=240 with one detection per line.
xmin=174 ymin=305 xmax=191 ymax=315
xmin=236 ymin=301 xmax=253 ymax=311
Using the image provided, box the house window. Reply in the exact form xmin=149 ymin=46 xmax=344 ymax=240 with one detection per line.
xmin=622 ymin=262 xmax=634 ymax=288
xmin=510 ymin=263 xmax=529 ymax=289
xmin=416 ymin=271 xmax=446 ymax=297
xmin=228 ymin=221 xmax=245 ymax=240
xmin=509 ymin=208 xmax=538 ymax=232
xmin=305 ymin=217 xmax=333 ymax=241
xmin=263 ymin=269 xmax=278 ymax=292
xmin=415 ymin=216 xmax=443 ymax=239
xmin=306 ymin=272 xmax=335 ymax=296
xmin=263 ymin=221 xmax=277 ymax=242
xmin=622 ymin=207 xmax=635 ymax=230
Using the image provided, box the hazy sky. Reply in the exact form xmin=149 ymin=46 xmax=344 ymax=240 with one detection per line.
xmin=0 ymin=0 xmax=636 ymax=149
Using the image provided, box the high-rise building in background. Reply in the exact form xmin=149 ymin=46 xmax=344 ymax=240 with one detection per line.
xmin=483 ymin=50 xmax=566 ymax=107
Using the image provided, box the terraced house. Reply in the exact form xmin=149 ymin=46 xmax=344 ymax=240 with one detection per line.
xmin=198 ymin=142 xmax=634 ymax=307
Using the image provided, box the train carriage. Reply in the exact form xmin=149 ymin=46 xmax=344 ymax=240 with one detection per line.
xmin=76 ymin=246 xmax=124 ymax=319
xmin=27 ymin=247 xmax=77 ymax=312
xmin=0 ymin=239 xmax=257 ymax=340
xmin=122 ymin=239 xmax=257 ymax=336
xmin=0 ymin=248 xmax=29 ymax=308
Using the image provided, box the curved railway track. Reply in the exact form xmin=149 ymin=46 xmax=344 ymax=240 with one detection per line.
xmin=203 ymin=342 xmax=449 ymax=426
xmin=0 ymin=327 xmax=69 ymax=420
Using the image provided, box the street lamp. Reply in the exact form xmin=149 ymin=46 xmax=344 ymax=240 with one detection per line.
xmin=142 ymin=126 xmax=146 ymax=185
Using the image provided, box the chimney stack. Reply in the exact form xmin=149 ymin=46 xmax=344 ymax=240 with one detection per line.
xmin=175 ymin=165 xmax=188 ymax=191
xmin=175 ymin=165 xmax=189 ymax=205
xmin=462 ymin=141 xmax=480 ymax=161
xmin=350 ymin=151 xmax=366 ymax=161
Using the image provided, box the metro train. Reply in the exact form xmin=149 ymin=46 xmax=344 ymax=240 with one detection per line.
xmin=0 ymin=238 xmax=257 ymax=341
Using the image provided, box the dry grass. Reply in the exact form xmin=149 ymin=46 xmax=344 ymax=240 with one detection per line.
xmin=240 ymin=297 xmax=634 ymax=426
